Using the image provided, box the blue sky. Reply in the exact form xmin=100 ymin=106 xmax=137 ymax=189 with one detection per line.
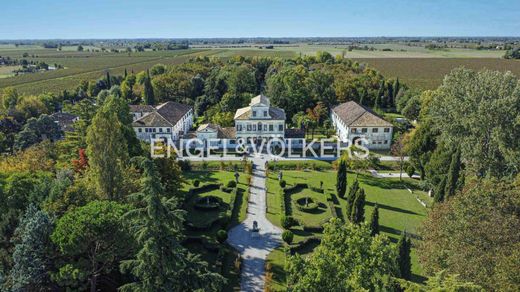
xmin=1 ymin=0 xmax=519 ymax=39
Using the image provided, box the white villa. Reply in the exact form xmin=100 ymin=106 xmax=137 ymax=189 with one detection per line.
xmin=331 ymin=101 xmax=393 ymax=150
xmin=131 ymin=102 xmax=194 ymax=141
xmin=233 ymin=94 xmax=286 ymax=142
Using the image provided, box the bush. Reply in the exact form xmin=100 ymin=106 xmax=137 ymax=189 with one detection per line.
xmin=178 ymin=160 xmax=192 ymax=171
xmin=193 ymin=179 xmax=200 ymax=187
xmin=282 ymin=230 xmax=294 ymax=244
xmin=216 ymin=229 xmax=228 ymax=244
xmin=227 ymin=180 xmax=237 ymax=188
xmin=281 ymin=215 xmax=297 ymax=229
xmin=279 ymin=179 xmax=286 ymax=188
xmin=193 ymin=196 xmax=222 ymax=210
xmin=406 ymin=164 xmax=416 ymax=178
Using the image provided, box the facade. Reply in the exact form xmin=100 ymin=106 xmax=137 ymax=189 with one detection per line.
xmin=194 ymin=123 xmax=236 ymax=148
xmin=331 ymin=101 xmax=393 ymax=150
xmin=131 ymin=101 xmax=193 ymax=142
xmin=234 ymin=94 xmax=286 ymax=141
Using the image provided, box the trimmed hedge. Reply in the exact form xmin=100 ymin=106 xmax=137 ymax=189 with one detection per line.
xmin=294 ymin=197 xmax=319 ymax=212
xmin=268 ymin=161 xmax=334 ymax=171
xmin=289 ymin=236 xmax=321 ymax=254
xmin=310 ymin=186 xmax=324 ymax=193
xmin=193 ymin=196 xmax=223 ymax=210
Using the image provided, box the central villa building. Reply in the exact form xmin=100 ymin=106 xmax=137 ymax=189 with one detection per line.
xmin=130 ymin=95 xmax=393 ymax=150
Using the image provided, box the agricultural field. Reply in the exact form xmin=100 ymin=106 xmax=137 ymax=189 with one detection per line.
xmin=264 ymin=163 xmax=431 ymax=291
xmin=1 ymin=43 xmax=518 ymax=94
xmin=356 ymin=57 xmax=520 ymax=89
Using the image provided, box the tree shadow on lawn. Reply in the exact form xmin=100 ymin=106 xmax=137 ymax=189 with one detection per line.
xmin=411 ymin=273 xmax=427 ymax=284
xmin=379 ymin=225 xmax=419 ymax=242
xmin=184 ymin=171 xmax=220 ymax=183
xmin=357 ymin=174 xmax=419 ymax=191
xmin=365 ymin=201 xmax=419 ymax=216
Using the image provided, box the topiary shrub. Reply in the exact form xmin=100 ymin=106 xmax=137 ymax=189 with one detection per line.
xmin=193 ymin=179 xmax=200 ymax=187
xmin=216 ymin=229 xmax=228 ymax=244
xmin=194 ymin=196 xmax=222 ymax=210
xmin=227 ymin=180 xmax=237 ymax=188
xmin=279 ymin=179 xmax=286 ymax=188
xmin=281 ymin=215 xmax=297 ymax=229
xmin=282 ymin=230 xmax=294 ymax=245
xmin=294 ymin=197 xmax=319 ymax=212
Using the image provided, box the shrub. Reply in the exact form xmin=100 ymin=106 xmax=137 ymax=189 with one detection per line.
xmin=178 ymin=160 xmax=191 ymax=171
xmin=294 ymin=197 xmax=319 ymax=212
xmin=227 ymin=180 xmax=237 ymax=188
xmin=193 ymin=196 xmax=222 ymax=210
xmin=281 ymin=215 xmax=297 ymax=229
xmin=406 ymin=164 xmax=416 ymax=178
xmin=193 ymin=179 xmax=200 ymax=187
xmin=282 ymin=230 xmax=294 ymax=244
xmin=216 ymin=229 xmax=228 ymax=244
xmin=279 ymin=179 xmax=286 ymax=188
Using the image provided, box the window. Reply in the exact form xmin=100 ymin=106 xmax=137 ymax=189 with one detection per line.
xmin=159 ymin=128 xmax=163 ymax=133
xmin=258 ymin=123 xmax=262 ymax=131
xmin=384 ymin=140 xmax=388 ymax=144
xmin=372 ymin=141 xmax=376 ymax=144
xmin=264 ymin=124 xmax=268 ymax=131
xmin=153 ymin=128 xmax=156 ymax=133
xmin=167 ymin=128 xmax=171 ymax=133
xmin=378 ymin=141 xmax=382 ymax=144
xmin=372 ymin=128 xmax=379 ymax=133
xmin=384 ymin=128 xmax=390 ymax=133
xmin=263 ymin=111 xmax=267 ymax=117
xmin=362 ymin=128 xmax=367 ymax=133
xmin=145 ymin=128 xmax=149 ymax=133
xmin=351 ymin=128 xmax=357 ymax=133
xmin=138 ymin=128 xmax=142 ymax=133
xmin=278 ymin=124 xmax=283 ymax=131
xmin=253 ymin=111 xmax=257 ymax=117
xmin=269 ymin=124 xmax=273 ymax=131
xmin=253 ymin=124 xmax=256 ymax=131
xmin=247 ymin=124 xmax=251 ymax=131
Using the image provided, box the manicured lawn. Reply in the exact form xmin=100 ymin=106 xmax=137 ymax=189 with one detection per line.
xmin=265 ymin=169 xmax=431 ymax=290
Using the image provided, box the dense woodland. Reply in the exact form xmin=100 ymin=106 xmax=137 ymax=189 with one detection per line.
xmin=0 ymin=52 xmax=519 ymax=291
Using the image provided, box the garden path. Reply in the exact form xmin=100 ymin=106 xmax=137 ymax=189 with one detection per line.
xmin=227 ymin=156 xmax=283 ymax=292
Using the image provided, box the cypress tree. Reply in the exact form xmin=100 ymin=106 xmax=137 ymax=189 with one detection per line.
xmin=386 ymin=82 xmax=393 ymax=108
xmin=375 ymin=81 xmax=385 ymax=109
xmin=393 ymin=78 xmax=400 ymax=101
xmin=106 ymin=71 xmax=111 ymax=89
xmin=124 ymin=68 xmax=128 ymax=79
xmin=346 ymin=179 xmax=359 ymax=215
xmin=444 ymin=147 xmax=461 ymax=199
xmin=369 ymin=204 xmax=379 ymax=236
xmin=350 ymin=188 xmax=365 ymax=224
xmin=143 ymin=71 xmax=155 ymax=105
xmin=336 ymin=159 xmax=347 ymax=198
xmin=434 ymin=176 xmax=447 ymax=203
xmin=397 ymin=231 xmax=412 ymax=280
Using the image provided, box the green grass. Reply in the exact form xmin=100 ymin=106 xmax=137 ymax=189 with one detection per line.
xmin=182 ymin=170 xmax=250 ymax=230
xmin=265 ymin=170 xmax=431 ymax=290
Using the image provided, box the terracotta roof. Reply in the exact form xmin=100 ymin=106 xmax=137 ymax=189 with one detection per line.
xmin=218 ymin=127 xmax=236 ymax=139
xmin=50 ymin=112 xmax=78 ymax=132
xmin=133 ymin=112 xmax=173 ymax=127
xmin=332 ymin=101 xmax=392 ymax=127
xmin=132 ymin=101 xmax=192 ymax=127
xmin=129 ymin=104 xmax=155 ymax=113
xmin=196 ymin=123 xmax=219 ymax=132
xmin=234 ymin=106 xmax=286 ymax=120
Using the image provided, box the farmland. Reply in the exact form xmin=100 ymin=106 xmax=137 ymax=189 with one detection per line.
xmin=1 ymin=43 xmax=519 ymax=94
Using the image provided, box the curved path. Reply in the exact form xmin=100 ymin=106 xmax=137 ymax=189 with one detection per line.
xmin=227 ymin=156 xmax=283 ymax=292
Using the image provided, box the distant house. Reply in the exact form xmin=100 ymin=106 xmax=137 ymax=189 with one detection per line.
xmin=331 ymin=101 xmax=393 ymax=150
xmin=130 ymin=102 xmax=194 ymax=142
xmin=234 ymin=94 xmax=286 ymax=142
xmin=50 ymin=112 xmax=79 ymax=133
